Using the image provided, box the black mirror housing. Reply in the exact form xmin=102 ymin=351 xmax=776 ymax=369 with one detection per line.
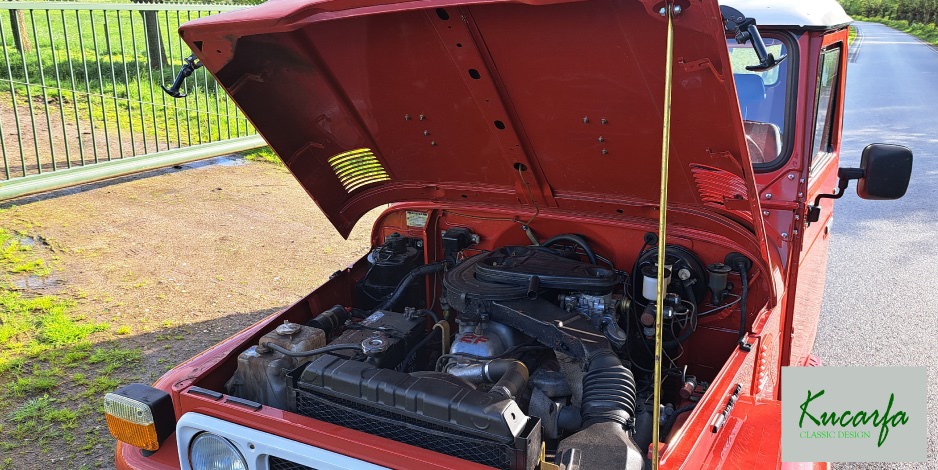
xmin=858 ymin=144 xmax=913 ymax=200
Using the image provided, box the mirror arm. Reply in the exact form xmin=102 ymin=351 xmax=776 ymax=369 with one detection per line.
xmin=806 ymin=167 xmax=865 ymax=224
xmin=721 ymin=6 xmax=787 ymax=71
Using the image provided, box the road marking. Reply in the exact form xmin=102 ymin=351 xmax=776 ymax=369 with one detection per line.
xmin=848 ymin=26 xmax=863 ymax=63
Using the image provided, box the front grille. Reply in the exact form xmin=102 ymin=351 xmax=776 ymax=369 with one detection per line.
xmin=294 ymin=389 xmax=521 ymax=469
xmin=268 ymin=456 xmax=316 ymax=470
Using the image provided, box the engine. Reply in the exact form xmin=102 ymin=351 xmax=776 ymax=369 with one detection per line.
xmin=225 ymin=230 xmax=746 ymax=469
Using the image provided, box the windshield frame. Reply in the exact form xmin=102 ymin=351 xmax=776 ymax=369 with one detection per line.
xmin=727 ymin=30 xmax=800 ymax=172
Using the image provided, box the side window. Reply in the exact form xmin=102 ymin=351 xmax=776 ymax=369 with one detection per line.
xmin=811 ymin=45 xmax=842 ymax=166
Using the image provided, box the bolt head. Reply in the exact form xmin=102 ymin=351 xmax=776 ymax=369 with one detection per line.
xmin=765 ymin=193 xmax=773 ymax=199
xmin=673 ymin=5 xmax=682 ymax=14
xmin=583 ymin=116 xmax=590 ymax=123
xmin=659 ymin=7 xmax=666 ymax=16
xmin=788 ymin=174 xmax=796 ymax=180
xmin=419 ymin=114 xmax=426 ymax=121
xmin=601 ymin=149 xmax=608 ymax=155
xmin=598 ymin=136 xmax=605 ymax=143
xmin=431 ymin=141 xmax=437 ymax=146
xmin=781 ymin=232 xmax=789 ymax=239
xmin=404 ymin=114 xmax=411 ymax=120
xmin=763 ymin=210 xmax=770 ymax=216
xmin=423 ymin=130 xmax=430 ymax=136
xmin=601 ymin=118 xmax=608 ymax=125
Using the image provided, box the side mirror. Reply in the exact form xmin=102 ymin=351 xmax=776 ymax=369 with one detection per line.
xmin=806 ymin=144 xmax=913 ymax=224
xmin=856 ymin=143 xmax=913 ymax=200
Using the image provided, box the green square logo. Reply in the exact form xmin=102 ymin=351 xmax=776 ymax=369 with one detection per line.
xmin=781 ymin=367 xmax=927 ymax=462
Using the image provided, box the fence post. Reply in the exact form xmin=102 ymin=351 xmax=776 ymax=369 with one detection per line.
xmin=9 ymin=10 xmax=31 ymax=53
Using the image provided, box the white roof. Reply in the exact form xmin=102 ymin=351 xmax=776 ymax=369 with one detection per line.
xmin=719 ymin=0 xmax=852 ymax=29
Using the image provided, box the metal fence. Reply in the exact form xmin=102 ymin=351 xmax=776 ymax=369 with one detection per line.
xmin=0 ymin=2 xmax=266 ymax=198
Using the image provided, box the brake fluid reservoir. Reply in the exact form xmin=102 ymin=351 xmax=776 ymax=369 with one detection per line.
xmin=641 ymin=265 xmax=672 ymax=302
xmin=225 ymin=321 xmax=326 ymax=409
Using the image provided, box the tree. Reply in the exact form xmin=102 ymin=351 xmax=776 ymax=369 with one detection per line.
xmin=8 ymin=10 xmax=31 ymax=53
xmin=132 ymin=1 xmax=168 ymax=68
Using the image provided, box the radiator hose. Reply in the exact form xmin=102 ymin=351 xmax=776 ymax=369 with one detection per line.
xmin=374 ymin=261 xmax=448 ymax=311
xmin=443 ymin=359 xmax=530 ymax=401
xmin=484 ymin=359 xmax=529 ymax=400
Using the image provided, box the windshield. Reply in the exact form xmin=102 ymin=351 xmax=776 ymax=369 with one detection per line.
xmin=727 ymin=37 xmax=791 ymax=166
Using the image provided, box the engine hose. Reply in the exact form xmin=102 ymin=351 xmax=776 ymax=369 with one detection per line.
xmin=375 ymin=261 xmax=448 ymax=311
xmin=540 ymin=234 xmax=598 ymax=265
xmin=263 ymin=342 xmax=362 ymax=357
xmin=404 ymin=326 xmax=441 ymax=362
xmin=581 ymin=351 xmax=637 ymax=427
xmin=736 ymin=263 xmax=749 ymax=348
xmin=419 ymin=308 xmax=440 ymax=324
xmin=484 ymin=359 xmax=529 ymax=400
xmin=661 ymin=403 xmax=696 ymax=438
xmin=642 ymin=315 xmax=695 ymax=349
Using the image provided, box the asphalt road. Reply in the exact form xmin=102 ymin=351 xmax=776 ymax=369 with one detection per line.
xmin=814 ymin=22 xmax=938 ymax=469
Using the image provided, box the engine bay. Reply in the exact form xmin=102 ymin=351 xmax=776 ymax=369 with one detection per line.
xmin=221 ymin=209 xmax=765 ymax=470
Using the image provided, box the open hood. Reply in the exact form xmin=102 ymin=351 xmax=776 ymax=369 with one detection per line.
xmin=180 ymin=0 xmax=768 ymax=248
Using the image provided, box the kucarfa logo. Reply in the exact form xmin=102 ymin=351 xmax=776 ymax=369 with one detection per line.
xmin=781 ymin=367 xmax=926 ymax=463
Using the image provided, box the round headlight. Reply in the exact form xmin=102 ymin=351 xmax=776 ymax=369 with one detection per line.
xmin=189 ymin=432 xmax=248 ymax=470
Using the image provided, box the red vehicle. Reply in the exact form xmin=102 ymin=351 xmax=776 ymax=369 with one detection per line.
xmin=104 ymin=0 xmax=913 ymax=468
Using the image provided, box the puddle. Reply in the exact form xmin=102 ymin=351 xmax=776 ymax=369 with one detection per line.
xmin=11 ymin=274 xmax=65 ymax=293
xmin=16 ymin=234 xmax=50 ymax=248
xmin=181 ymin=155 xmax=249 ymax=171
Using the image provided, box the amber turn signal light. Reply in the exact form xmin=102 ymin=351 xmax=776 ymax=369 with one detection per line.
xmin=104 ymin=384 xmax=175 ymax=451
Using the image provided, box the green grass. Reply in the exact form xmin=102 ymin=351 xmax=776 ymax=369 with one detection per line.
xmin=0 ymin=8 xmax=254 ymax=156
xmin=243 ymin=146 xmax=283 ymax=166
xmin=0 ymin=228 xmax=142 ymax=459
xmin=849 ymin=25 xmax=857 ymax=44
xmin=853 ymin=16 xmax=938 ymax=46
xmin=0 ymin=230 xmax=51 ymax=276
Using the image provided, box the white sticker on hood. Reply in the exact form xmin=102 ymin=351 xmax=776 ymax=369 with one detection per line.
xmin=406 ymin=211 xmax=428 ymax=227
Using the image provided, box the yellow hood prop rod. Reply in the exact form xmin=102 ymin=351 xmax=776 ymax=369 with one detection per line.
xmin=652 ymin=2 xmax=676 ymax=469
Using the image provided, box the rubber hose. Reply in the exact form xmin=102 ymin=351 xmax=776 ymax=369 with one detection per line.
xmin=643 ymin=314 xmax=695 ymax=349
xmin=484 ymin=359 xmax=529 ymax=399
xmin=541 ymin=234 xmax=598 ymax=265
xmin=419 ymin=309 xmax=440 ymax=324
xmin=375 ymin=261 xmax=447 ymax=311
xmin=263 ymin=342 xmax=361 ymax=358
xmin=581 ymin=351 xmax=637 ymax=427
xmin=661 ymin=403 xmax=696 ymax=438
xmin=404 ymin=326 xmax=441 ymax=361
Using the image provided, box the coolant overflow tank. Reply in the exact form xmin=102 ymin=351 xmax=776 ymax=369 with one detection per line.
xmin=225 ymin=321 xmax=326 ymax=409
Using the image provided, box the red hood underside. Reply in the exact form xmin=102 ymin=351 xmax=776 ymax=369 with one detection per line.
xmin=180 ymin=0 xmax=768 ymax=256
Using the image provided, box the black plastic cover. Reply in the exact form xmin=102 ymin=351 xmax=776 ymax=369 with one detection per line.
xmin=444 ymin=248 xmax=622 ymax=313
xmin=442 ymin=227 xmax=474 ymax=253
xmin=474 ymin=247 xmax=621 ymax=292
xmin=356 ymin=233 xmax=423 ymax=309
xmin=293 ymin=355 xmax=530 ymax=443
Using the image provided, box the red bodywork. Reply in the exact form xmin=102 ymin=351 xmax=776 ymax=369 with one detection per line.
xmin=115 ymin=0 xmax=851 ymax=468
